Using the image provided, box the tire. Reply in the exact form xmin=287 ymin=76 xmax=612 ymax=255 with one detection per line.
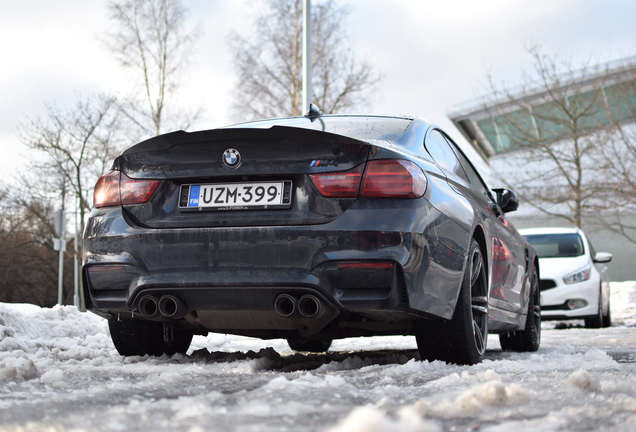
xmin=602 ymin=298 xmax=612 ymax=328
xmin=584 ymin=288 xmax=604 ymax=329
xmin=499 ymin=266 xmax=541 ymax=352
xmin=287 ymin=339 xmax=332 ymax=352
xmin=108 ymin=318 xmax=194 ymax=357
xmin=415 ymin=238 xmax=489 ymax=365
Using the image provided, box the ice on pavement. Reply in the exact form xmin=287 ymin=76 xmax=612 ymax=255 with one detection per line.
xmin=1 ymin=283 xmax=636 ymax=431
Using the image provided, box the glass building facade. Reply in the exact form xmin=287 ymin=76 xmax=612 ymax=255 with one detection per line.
xmin=449 ymin=69 xmax=636 ymax=157
xmin=446 ymin=59 xmax=636 ymax=281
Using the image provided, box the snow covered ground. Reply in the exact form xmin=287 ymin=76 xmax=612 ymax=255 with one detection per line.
xmin=2 ymin=283 xmax=636 ymax=432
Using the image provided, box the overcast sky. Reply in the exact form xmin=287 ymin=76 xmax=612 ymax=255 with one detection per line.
xmin=2 ymin=0 xmax=636 ymax=183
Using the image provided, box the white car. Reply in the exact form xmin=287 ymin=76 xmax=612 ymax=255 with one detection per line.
xmin=519 ymin=227 xmax=612 ymax=328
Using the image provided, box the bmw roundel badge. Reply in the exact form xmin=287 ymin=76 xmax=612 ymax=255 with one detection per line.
xmin=222 ymin=148 xmax=241 ymax=168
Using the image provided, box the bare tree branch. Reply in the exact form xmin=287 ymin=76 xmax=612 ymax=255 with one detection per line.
xmin=0 ymin=186 xmax=75 ymax=307
xmin=228 ymin=0 xmax=382 ymax=121
xmin=16 ymin=93 xmax=125 ymax=308
xmin=105 ymin=0 xmax=201 ymax=137
xmin=484 ymin=47 xmax=636 ymax=232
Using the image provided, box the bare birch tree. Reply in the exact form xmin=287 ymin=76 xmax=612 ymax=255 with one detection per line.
xmin=485 ymin=46 xmax=636 ymax=229
xmin=16 ymin=93 xmax=124 ymax=307
xmin=228 ymin=0 xmax=382 ymax=120
xmin=18 ymin=93 xmax=122 ymax=235
xmin=106 ymin=0 xmax=201 ymax=137
xmin=588 ymin=74 xmax=636 ymax=243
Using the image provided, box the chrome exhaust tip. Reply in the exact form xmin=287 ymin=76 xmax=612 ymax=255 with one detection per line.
xmin=138 ymin=295 xmax=159 ymax=318
xmin=274 ymin=294 xmax=297 ymax=318
xmin=298 ymin=295 xmax=322 ymax=318
xmin=158 ymin=295 xmax=187 ymax=319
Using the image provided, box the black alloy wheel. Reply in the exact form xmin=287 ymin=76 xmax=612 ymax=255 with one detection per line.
xmin=499 ymin=266 xmax=541 ymax=352
xmin=416 ymin=238 xmax=488 ymax=365
xmin=469 ymin=243 xmax=489 ymax=358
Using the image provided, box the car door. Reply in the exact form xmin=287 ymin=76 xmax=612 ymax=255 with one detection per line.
xmin=423 ymin=130 xmax=496 ymax=280
xmin=488 ymin=203 xmax=525 ymax=311
xmin=438 ymin=131 xmax=526 ymax=313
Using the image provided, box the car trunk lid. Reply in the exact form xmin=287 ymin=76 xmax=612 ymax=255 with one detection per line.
xmin=114 ymin=126 xmax=371 ymax=228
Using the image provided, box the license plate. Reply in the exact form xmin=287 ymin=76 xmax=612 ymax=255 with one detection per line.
xmin=179 ymin=181 xmax=292 ymax=210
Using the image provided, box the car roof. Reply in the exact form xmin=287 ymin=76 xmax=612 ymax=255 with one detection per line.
xmin=220 ymin=114 xmax=420 ymax=142
xmin=518 ymin=227 xmax=583 ymax=236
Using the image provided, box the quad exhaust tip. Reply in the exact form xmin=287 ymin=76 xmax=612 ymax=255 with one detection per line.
xmin=274 ymin=294 xmax=297 ymax=317
xmin=158 ymin=295 xmax=187 ymax=319
xmin=138 ymin=295 xmax=158 ymax=318
xmin=298 ymin=295 xmax=322 ymax=318
xmin=138 ymin=294 xmax=187 ymax=319
xmin=274 ymin=294 xmax=325 ymax=319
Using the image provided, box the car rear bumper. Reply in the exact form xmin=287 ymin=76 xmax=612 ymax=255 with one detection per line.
xmin=83 ymin=200 xmax=468 ymax=333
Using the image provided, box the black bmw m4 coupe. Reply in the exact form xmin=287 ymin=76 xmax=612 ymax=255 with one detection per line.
xmin=83 ymin=110 xmax=540 ymax=364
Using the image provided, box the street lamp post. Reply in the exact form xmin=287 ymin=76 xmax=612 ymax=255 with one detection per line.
xmin=302 ymin=0 xmax=312 ymax=113
xmin=53 ymin=208 xmax=66 ymax=305
xmin=74 ymin=197 xmax=80 ymax=308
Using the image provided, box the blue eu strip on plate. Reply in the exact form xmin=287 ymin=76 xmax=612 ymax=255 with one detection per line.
xmin=189 ymin=185 xmax=201 ymax=207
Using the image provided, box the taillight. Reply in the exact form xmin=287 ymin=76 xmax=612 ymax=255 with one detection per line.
xmin=310 ymin=160 xmax=427 ymax=199
xmin=93 ymin=171 xmax=121 ymax=208
xmin=309 ymin=164 xmax=364 ymax=197
xmin=361 ymin=160 xmax=427 ymax=198
xmin=93 ymin=171 xmax=160 ymax=208
xmin=120 ymin=175 xmax=161 ymax=205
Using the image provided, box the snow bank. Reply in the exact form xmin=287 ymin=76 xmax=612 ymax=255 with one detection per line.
xmin=0 ymin=303 xmax=111 ymax=354
xmin=0 ymin=282 xmax=635 ymax=431
xmin=0 ymin=303 xmax=114 ymax=381
xmin=1 ymin=281 xmax=633 ymax=364
xmin=610 ymin=281 xmax=636 ymax=326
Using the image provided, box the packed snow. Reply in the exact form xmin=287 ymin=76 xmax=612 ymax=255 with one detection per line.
xmin=2 ymin=283 xmax=636 ymax=431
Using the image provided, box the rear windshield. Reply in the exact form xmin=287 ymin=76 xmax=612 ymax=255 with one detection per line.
xmin=522 ymin=233 xmax=585 ymax=258
xmin=223 ymin=116 xmax=413 ymax=141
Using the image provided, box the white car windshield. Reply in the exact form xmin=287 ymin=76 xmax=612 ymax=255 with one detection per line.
xmin=523 ymin=233 xmax=585 ymax=258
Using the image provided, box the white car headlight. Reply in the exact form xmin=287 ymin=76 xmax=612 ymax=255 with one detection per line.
xmin=563 ymin=265 xmax=591 ymax=285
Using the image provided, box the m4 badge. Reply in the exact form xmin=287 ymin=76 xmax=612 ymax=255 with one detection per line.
xmin=310 ymin=160 xmax=339 ymax=167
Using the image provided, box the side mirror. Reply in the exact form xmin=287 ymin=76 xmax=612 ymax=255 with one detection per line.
xmin=492 ymin=188 xmax=519 ymax=214
xmin=593 ymin=252 xmax=613 ymax=263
